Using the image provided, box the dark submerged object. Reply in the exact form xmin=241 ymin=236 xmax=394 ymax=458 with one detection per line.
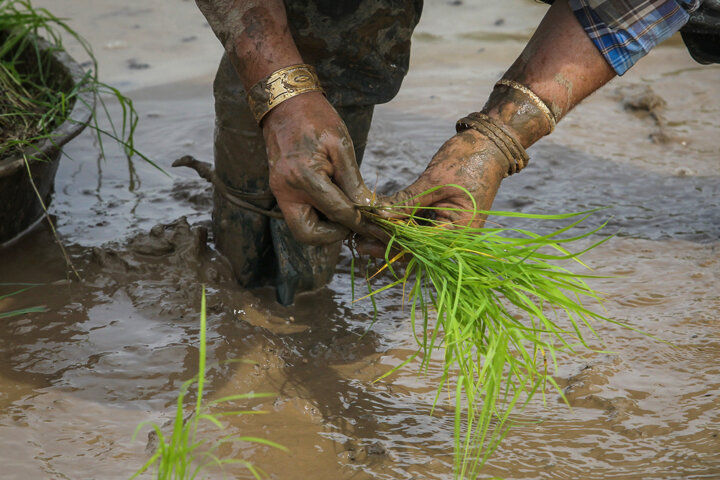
xmin=0 ymin=37 xmax=93 ymax=245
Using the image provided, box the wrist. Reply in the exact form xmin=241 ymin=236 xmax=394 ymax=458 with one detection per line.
xmin=262 ymin=90 xmax=326 ymax=130
xmin=248 ymin=64 xmax=324 ymax=126
xmin=457 ymin=128 xmax=513 ymax=182
xmin=481 ymin=82 xmax=554 ymax=148
xmin=456 ymin=112 xmax=529 ymax=177
xmin=237 ymin=51 xmax=305 ymax=89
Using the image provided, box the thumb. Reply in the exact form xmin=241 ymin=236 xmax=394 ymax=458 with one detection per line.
xmin=376 ymin=177 xmax=441 ymax=219
xmin=332 ymin=130 xmax=375 ymax=208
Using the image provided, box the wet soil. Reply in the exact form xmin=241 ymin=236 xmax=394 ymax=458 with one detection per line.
xmin=1 ymin=1 xmax=719 ymax=479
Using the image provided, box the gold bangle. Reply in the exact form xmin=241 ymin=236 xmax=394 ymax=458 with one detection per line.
xmin=247 ymin=64 xmax=324 ymax=125
xmin=495 ymin=79 xmax=556 ymax=134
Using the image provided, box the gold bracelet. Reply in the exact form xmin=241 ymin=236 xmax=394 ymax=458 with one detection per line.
xmin=495 ymin=79 xmax=556 ymax=134
xmin=247 ymin=64 xmax=324 ymax=125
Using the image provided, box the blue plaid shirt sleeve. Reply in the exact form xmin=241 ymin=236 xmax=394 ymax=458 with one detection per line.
xmin=569 ymin=0 xmax=703 ymax=75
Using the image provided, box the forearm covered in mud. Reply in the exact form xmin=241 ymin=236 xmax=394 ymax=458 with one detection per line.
xmin=194 ymin=0 xmax=303 ymax=89
xmin=484 ymin=0 xmax=616 ymax=148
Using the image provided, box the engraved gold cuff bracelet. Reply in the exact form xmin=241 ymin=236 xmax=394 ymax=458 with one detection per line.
xmin=247 ymin=64 xmax=324 ymax=125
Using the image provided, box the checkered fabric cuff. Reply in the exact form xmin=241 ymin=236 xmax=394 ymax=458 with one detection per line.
xmin=569 ymin=0 xmax=702 ymax=75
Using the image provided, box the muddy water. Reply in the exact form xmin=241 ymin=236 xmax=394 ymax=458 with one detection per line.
xmin=1 ymin=0 xmax=719 ymax=479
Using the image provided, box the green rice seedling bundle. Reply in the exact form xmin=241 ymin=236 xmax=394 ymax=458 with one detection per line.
xmin=0 ymin=14 xmax=68 ymax=154
xmin=356 ymin=185 xmax=635 ymax=479
xmin=0 ymin=0 xmax=158 ymax=171
xmin=131 ymin=287 xmax=286 ymax=480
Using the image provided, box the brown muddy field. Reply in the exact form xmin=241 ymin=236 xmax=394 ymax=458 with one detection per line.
xmin=1 ymin=1 xmax=719 ymax=479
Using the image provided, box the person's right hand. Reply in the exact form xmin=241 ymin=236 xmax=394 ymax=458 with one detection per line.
xmin=379 ymin=128 xmax=509 ymax=226
xmin=261 ymin=91 xmax=377 ymax=245
xmin=355 ymin=128 xmax=510 ymax=258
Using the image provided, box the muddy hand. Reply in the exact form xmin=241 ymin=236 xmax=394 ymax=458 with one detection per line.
xmin=262 ymin=91 xmax=378 ymax=246
xmin=381 ymin=128 xmax=508 ymax=227
xmin=355 ymin=129 xmax=509 ymax=258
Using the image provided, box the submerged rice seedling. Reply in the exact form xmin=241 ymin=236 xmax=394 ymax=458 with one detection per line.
xmin=355 ymin=185 xmax=636 ymax=479
xmin=131 ymin=287 xmax=286 ymax=480
xmin=0 ymin=282 xmax=47 ymax=319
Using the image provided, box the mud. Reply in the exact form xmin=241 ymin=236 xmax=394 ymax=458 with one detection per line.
xmin=1 ymin=0 xmax=719 ymax=479
xmin=616 ymin=84 xmax=674 ymax=144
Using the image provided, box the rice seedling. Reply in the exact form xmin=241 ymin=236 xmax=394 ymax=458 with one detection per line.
xmin=0 ymin=0 xmax=160 ymax=173
xmin=0 ymin=282 xmax=47 ymax=319
xmin=131 ymin=286 xmax=286 ymax=480
xmin=1 ymin=0 xmax=163 ymax=275
xmin=355 ymin=185 xmax=637 ymax=479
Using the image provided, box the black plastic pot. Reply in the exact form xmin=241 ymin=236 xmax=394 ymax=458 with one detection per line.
xmin=0 ymin=37 xmax=93 ymax=245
